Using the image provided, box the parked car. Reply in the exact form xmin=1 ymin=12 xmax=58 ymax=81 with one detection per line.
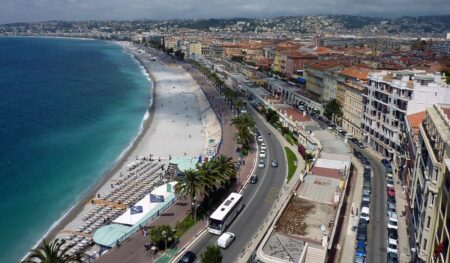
xmin=358 ymin=219 xmax=368 ymax=232
xmin=386 ymin=178 xmax=394 ymax=188
xmin=355 ymin=246 xmax=366 ymax=257
xmin=257 ymin=136 xmax=264 ymax=143
xmin=271 ymin=160 xmax=278 ymax=167
xmin=178 ymin=251 xmax=197 ymax=263
xmin=387 ymin=252 xmax=399 ymax=263
xmin=249 ymin=175 xmax=258 ymax=184
xmin=258 ymin=159 xmax=265 ymax=168
xmin=387 ymin=211 xmax=398 ymax=220
xmin=217 ymin=232 xmax=235 ymax=248
xmin=360 ymin=207 xmax=370 ymax=222
xmin=363 ymin=181 xmax=371 ymax=193
xmin=358 ymin=142 xmax=366 ymax=148
xmin=387 ymin=218 xmax=398 ymax=230
xmin=388 ymin=228 xmax=399 ymax=242
xmin=386 ymin=172 xmax=393 ymax=179
xmin=361 ymin=202 xmax=370 ymax=212
xmin=387 ymin=239 xmax=398 ymax=254
xmin=381 ymin=159 xmax=390 ymax=166
xmin=387 ymin=195 xmax=396 ymax=205
xmin=354 ymin=255 xmax=365 ymax=263
xmin=357 ymin=230 xmax=367 ymax=244
xmin=387 ymin=188 xmax=396 ymax=198
xmin=387 ymin=202 xmax=396 ymax=214
xmin=362 ymin=191 xmax=370 ymax=202
xmin=261 ymin=143 xmax=267 ymax=150
xmin=259 ymin=150 xmax=266 ymax=158
xmin=355 ymin=240 xmax=366 ymax=256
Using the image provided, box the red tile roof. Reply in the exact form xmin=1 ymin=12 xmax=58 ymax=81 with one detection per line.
xmin=339 ymin=67 xmax=369 ymax=80
xmin=406 ymin=111 xmax=426 ymax=136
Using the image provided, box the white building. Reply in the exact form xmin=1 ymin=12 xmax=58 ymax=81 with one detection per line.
xmin=362 ymin=70 xmax=450 ymax=162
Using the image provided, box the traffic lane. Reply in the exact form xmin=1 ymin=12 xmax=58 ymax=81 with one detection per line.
xmin=222 ymin=132 xmax=286 ymax=262
xmin=353 ymin=144 xmax=387 ymax=263
xmin=188 ymin=115 xmax=286 ymax=260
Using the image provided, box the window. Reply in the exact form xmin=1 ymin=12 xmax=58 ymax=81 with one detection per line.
xmin=423 ymin=238 xmax=427 ymax=250
xmin=427 ymin=216 xmax=431 ymax=229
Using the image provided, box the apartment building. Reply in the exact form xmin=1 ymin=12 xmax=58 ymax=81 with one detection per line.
xmin=426 ymin=104 xmax=450 ymax=263
xmin=280 ymin=50 xmax=316 ymax=77
xmin=362 ymin=70 xmax=450 ymax=162
xmin=188 ymin=42 xmax=202 ymax=59
xmin=304 ymin=60 xmax=343 ymax=102
xmin=410 ymin=104 xmax=450 ymax=262
xmin=336 ymin=68 xmax=369 ymax=140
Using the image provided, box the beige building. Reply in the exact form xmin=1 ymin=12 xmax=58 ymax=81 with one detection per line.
xmin=337 ymin=68 xmax=369 ymax=140
xmin=188 ymin=42 xmax=202 ymax=58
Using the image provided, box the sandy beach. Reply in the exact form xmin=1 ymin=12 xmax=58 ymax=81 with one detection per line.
xmin=28 ymin=41 xmax=221 ymax=260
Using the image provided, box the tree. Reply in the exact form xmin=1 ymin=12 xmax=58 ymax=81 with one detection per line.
xmin=264 ymin=108 xmax=279 ymax=125
xmin=323 ymin=99 xmax=343 ymax=122
xmin=234 ymin=99 xmax=246 ymax=114
xmin=201 ymin=245 xmax=222 ymax=263
xmin=212 ymin=155 xmax=236 ymax=181
xmin=148 ymin=225 xmax=176 ymax=250
xmin=174 ymin=169 xmax=211 ymax=221
xmin=231 ymin=113 xmax=256 ymax=156
xmin=27 ymin=239 xmax=79 ymax=263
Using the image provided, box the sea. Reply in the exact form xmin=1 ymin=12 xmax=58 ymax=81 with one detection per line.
xmin=0 ymin=37 xmax=152 ymax=262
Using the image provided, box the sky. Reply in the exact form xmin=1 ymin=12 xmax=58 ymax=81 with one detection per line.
xmin=1 ymin=0 xmax=450 ymax=24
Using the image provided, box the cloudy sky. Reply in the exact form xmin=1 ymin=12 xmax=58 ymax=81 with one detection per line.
xmin=1 ymin=0 xmax=449 ymax=24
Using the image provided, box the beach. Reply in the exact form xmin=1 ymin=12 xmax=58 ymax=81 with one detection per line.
xmin=28 ymin=41 xmax=221 ymax=260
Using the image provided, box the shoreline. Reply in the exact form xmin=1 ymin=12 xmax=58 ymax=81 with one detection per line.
xmin=26 ymin=41 xmax=158 ymax=258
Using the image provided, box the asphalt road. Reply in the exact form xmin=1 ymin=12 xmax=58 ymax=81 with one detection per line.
xmin=187 ymin=108 xmax=287 ymax=262
xmin=359 ymin=145 xmax=387 ymax=263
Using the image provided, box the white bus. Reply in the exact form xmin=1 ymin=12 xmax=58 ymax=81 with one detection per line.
xmin=208 ymin=192 xmax=243 ymax=235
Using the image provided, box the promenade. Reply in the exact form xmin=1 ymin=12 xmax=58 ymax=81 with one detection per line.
xmin=96 ymin=49 xmax=256 ymax=263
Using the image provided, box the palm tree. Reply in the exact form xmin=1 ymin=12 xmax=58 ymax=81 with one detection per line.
xmin=234 ymin=99 xmax=246 ymax=114
xmin=231 ymin=113 xmax=256 ymax=132
xmin=213 ymin=155 xmax=236 ymax=181
xmin=27 ymin=239 xmax=79 ymax=263
xmin=174 ymin=169 xmax=211 ymax=221
xmin=197 ymin=160 xmax=227 ymax=188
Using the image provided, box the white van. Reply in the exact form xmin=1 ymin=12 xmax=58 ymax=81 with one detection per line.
xmin=217 ymin=232 xmax=235 ymax=248
xmin=360 ymin=207 xmax=370 ymax=222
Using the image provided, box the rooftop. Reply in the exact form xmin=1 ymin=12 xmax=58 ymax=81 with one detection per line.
xmin=339 ymin=67 xmax=369 ymax=80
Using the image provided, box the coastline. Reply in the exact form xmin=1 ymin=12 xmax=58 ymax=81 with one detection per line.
xmin=26 ymin=40 xmax=158 ymax=257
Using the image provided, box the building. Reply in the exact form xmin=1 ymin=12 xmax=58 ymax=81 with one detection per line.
xmin=304 ymin=61 xmax=343 ymax=102
xmin=426 ymin=104 xmax=450 ymax=263
xmin=281 ymin=51 xmax=317 ymax=77
xmin=337 ymin=68 xmax=369 ymax=140
xmin=188 ymin=42 xmax=202 ymax=59
xmin=410 ymin=104 xmax=450 ymax=262
xmin=362 ymin=70 xmax=450 ymax=162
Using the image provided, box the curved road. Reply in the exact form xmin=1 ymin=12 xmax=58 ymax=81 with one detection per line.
xmin=187 ymin=108 xmax=287 ymax=262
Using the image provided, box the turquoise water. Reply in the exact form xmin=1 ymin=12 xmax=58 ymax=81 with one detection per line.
xmin=0 ymin=37 xmax=151 ymax=262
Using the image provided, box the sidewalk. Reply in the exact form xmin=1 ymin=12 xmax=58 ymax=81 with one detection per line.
xmin=338 ymin=159 xmax=364 ymax=263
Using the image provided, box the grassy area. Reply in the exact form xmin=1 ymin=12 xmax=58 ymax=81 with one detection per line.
xmin=174 ymin=215 xmax=195 ymax=237
xmin=285 ymin=147 xmax=298 ymax=181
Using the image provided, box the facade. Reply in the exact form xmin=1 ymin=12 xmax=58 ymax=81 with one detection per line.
xmin=280 ymin=51 xmax=316 ymax=77
xmin=427 ymin=105 xmax=450 ymax=263
xmin=337 ymin=68 xmax=369 ymax=140
xmin=188 ymin=42 xmax=202 ymax=59
xmin=304 ymin=60 xmax=342 ymax=102
xmin=362 ymin=70 xmax=450 ymax=162
xmin=410 ymin=104 xmax=450 ymax=262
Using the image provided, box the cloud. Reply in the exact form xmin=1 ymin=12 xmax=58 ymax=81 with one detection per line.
xmin=0 ymin=0 xmax=449 ymax=24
